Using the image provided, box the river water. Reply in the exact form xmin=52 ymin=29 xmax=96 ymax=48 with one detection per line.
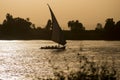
xmin=0 ymin=40 xmax=120 ymax=80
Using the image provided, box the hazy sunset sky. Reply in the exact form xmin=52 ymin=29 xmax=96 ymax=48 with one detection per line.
xmin=0 ymin=0 xmax=120 ymax=30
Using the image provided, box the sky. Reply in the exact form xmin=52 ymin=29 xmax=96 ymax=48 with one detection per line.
xmin=0 ymin=0 xmax=120 ymax=30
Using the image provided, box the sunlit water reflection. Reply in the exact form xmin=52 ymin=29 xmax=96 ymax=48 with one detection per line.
xmin=0 ymin=40 xmax=120 ymax=80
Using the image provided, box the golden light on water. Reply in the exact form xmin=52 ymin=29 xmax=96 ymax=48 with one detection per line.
xmin=0 ymin=40 xmax=55 ymax=80
xmin=0 ymin=40 xmax=120 ymax=79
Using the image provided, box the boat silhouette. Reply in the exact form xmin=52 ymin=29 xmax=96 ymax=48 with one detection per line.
xmin=41 ymin=4 xmax=66 ymax=49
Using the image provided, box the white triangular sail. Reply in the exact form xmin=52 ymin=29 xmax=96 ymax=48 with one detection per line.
xmin=47 ymin=4 xmax=66 ymax=45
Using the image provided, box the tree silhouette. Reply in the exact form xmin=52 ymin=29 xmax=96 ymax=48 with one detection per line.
xmin=104 ymin=18 xmax=115 ymax=32
xmin=68 ymin=20 xmax=85 ymax=32
xmin=26 ymin=18 xmax=30 ymax=22
xmin=104 ymin=18 xmax=116 ymax=39
xmin=1 ymin=13 xmax=14 ymax=34
xmin=1 ymin=13 xmax=33 ymax=35
xmin=95 ymin=23 xmax=103 ymax=31
xmin=115 ymin=21 xmax=120 ymax=33
xmin=6 ymin=13 xmax=13 ymax=21
xmin=113 ymin=21 xmax=120 ymax=39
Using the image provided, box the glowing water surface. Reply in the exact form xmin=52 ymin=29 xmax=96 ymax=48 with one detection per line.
xmin=0 ymin=40 xmax=119 ymax=80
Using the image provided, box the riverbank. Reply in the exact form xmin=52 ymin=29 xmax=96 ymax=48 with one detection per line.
xmin=0 ymin=30 xmax=120 ymax=40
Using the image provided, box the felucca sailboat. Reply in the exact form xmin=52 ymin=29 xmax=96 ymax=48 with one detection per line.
xmin=41 ymin=4 xmax=66 ymax=49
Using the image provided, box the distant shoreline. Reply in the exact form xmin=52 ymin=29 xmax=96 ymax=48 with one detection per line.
xmin=0 ymin=30 xmax=120 ymax=40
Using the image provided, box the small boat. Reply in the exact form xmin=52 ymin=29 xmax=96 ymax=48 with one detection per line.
xmin=41 ymin=4 xmax=66 ymax=49
xmin=41 ymin=46 xmax=65 ymax=49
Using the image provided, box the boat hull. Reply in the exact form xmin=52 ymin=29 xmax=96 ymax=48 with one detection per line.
xmin=40 ymin=46 xmax=65 ymax=49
